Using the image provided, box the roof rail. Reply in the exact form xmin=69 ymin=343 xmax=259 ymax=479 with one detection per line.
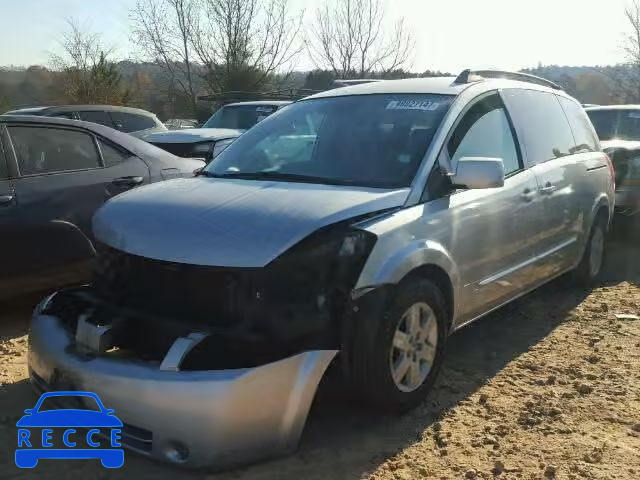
xmin=453 ymin=69 xmax=563 ymax=91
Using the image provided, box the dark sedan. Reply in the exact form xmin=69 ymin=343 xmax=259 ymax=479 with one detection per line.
xmin=0 ymin=115 xmax=205 ymax=300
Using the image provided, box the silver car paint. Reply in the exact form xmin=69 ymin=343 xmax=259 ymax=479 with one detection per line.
xmin=93 ymin=177 xmax=409 ymax=267
xmin=29 ymin=313 xmax=336 ymax=468
xmin=28 ymin=77 xmax=614 ymax=469
xmin=356 ymin=84 xmax=613 ymax=329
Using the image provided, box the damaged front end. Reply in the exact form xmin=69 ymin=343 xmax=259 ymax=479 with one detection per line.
xmin=27 ymin=222 xmax=379 ymax=468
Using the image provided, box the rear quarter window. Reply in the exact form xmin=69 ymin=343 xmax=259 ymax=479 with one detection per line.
xmin=502 ymin=89 xmax=575 ymax=166
xmin=78 ymin=110 xmax=114 ymax=127
xmin=0 ymin=144 xmax=8 ymax=179
xmin=110 ymin=112 xmax=157 ymax=133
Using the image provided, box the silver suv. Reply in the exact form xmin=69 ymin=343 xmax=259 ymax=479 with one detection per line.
xmin=28 ymin=71 xmax=614 ymax=469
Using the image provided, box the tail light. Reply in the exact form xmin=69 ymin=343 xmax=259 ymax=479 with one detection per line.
xmin=604 ymin=152 xmax=615 ymax=191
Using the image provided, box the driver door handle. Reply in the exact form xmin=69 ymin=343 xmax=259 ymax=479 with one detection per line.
xmin=539 ymin=181 xmax=556 ymax=194
xmin=112 ymin=176 xmax=144 ymax=187
xmin=0 ymin=194 xmax=14 ymax=206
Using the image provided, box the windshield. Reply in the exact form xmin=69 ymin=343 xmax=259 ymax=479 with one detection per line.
xmin=587 ymin=109 xmax=640 ymax=141
xmin=203 ymin=104 xmax=280 ymax=130
xmin=205 ymin=94 xmax=453 ymax=188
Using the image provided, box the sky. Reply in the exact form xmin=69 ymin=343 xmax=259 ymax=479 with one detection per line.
xmin=0 ymin=0 xmax=633 ymax=73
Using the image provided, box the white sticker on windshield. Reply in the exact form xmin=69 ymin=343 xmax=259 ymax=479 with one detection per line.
xmin=628 ymin=112 xmax=640 ymax=119
xmin=386 ymin=99 xmax=442 ymax=111
xmin=256 ymin=106 xmax=275 ymax=113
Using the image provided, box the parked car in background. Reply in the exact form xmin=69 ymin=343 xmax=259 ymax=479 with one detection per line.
xmin=144 ymin=128 xmax=241 ymax=164
xmin=202 ymin=100 xmax=291 ymax=129
xmin=144 ymin=101 xmax=290 ymax=163
xmin=0 ymin=115 xmax=204 ymax=300
xmin=28 ymin=71 xmax=613 ymax=469
xmin=164 ymin=118 xmax=199 ymax=130
xmin=586 ymin=105 xmax=640 ymax=215
xmin=4 ymin=105 xmax=167 ymax=139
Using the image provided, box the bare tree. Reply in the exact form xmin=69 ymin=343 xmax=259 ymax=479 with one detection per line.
xmin=50 ymin=19 xmax=127 ymax=104
xmin=192 ymin=0 xmax=303 ymax=93
xmin=131 ymin=0 xmax=199 ymax=113
xmin=307 ymin=0 xmax=414 ymax=79
xmin=621 ymin=0 xmax=640 ymax=101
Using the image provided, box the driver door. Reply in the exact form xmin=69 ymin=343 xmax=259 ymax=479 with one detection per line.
xmin=440 ymin=92 xmax=546 ymax=319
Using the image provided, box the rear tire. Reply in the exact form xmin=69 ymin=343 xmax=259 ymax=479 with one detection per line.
xmin=574 ymin=214 xmax=607 ymax=285
xmin=350 ymin=278 xmax=448 ymax=413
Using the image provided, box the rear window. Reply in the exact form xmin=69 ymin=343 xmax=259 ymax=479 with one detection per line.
xmin=586 ymin=109 xmax=640 ymax=142
xmin=110 ymin=112 xmax=157 ymax=132
xmin=502 ymin=89 xmax=575 ymax=165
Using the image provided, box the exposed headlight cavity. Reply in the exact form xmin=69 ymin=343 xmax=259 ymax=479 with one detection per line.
xmin=192 ymin=142 xmax=214 ymax=156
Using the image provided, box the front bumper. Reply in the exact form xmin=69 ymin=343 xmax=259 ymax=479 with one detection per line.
xmin=28 ymin=313 xmax=337 ymax=469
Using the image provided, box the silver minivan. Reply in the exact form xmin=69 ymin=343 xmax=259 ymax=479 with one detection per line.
xmin=28 ymin=71 xmax=614 ymax=469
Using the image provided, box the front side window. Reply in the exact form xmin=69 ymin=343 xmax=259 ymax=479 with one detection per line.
xmin=8 ymin=126 xmax=100 ymax=175
xmin=448 ymin=94 xmax=521 ymax=175
xmin=501 ymin=89 xmax=575 ymax=166
xmin=205 ymin=94 xmax=454 ymax=188
xmin=586 ymin=109 xmax=640 ymax=142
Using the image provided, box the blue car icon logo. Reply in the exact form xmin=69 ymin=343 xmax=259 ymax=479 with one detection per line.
xmin=16 ymin=391 xmax=124 ymax=468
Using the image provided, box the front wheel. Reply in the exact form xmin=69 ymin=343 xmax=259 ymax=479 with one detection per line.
xmin=350 ymin=278 xmax=449 ymax=413
xmin=574 ymin=215 xmax=607 ymax=285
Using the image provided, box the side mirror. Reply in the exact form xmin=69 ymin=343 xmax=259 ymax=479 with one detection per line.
xmin=24 ymin=409 xmax=33 ymax=414
xmin=193 ymin=166 xmax=204 ymax=176
xmin=451 ymin=157 xmax=505 ymax=189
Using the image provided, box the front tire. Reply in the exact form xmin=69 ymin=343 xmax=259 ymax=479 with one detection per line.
xmin=574 ymin=215 xmax=607 ymax=285
xmin=350 ymin=278 xmax=448 ymax=413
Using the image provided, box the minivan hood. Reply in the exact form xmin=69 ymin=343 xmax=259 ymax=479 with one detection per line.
xmin=93 ymin=178 xmax=409 ymax=267
xmin=145 ymin=128 xmax=242 ymax=143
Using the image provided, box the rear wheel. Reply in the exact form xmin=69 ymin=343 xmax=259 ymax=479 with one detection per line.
xmin=574 ymin=215 xmax=607 ymax=285
xmin=350 ymin=278 xmax=448 ymax=413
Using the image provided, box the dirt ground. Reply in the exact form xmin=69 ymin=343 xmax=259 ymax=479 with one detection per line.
xmin=1 ymin=223 xmax=639 ymax=480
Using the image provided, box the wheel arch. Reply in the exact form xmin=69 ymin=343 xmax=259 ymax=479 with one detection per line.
xmin=401 ymin=264 xmax=455 ymax=329
xmin=356 ymin=239 xmax=460 ymax=328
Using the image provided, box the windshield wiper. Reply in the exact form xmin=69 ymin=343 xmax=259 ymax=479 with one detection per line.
xmin=206 ymin=171 xmax=362 ymax=186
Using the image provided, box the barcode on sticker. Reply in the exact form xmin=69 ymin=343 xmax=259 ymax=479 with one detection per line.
xmin=386 ymin=100 xmax=441 ymax=111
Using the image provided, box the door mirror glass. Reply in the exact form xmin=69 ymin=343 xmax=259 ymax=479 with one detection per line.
xmin=452 ymin=157 xmax=505 ymax=189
